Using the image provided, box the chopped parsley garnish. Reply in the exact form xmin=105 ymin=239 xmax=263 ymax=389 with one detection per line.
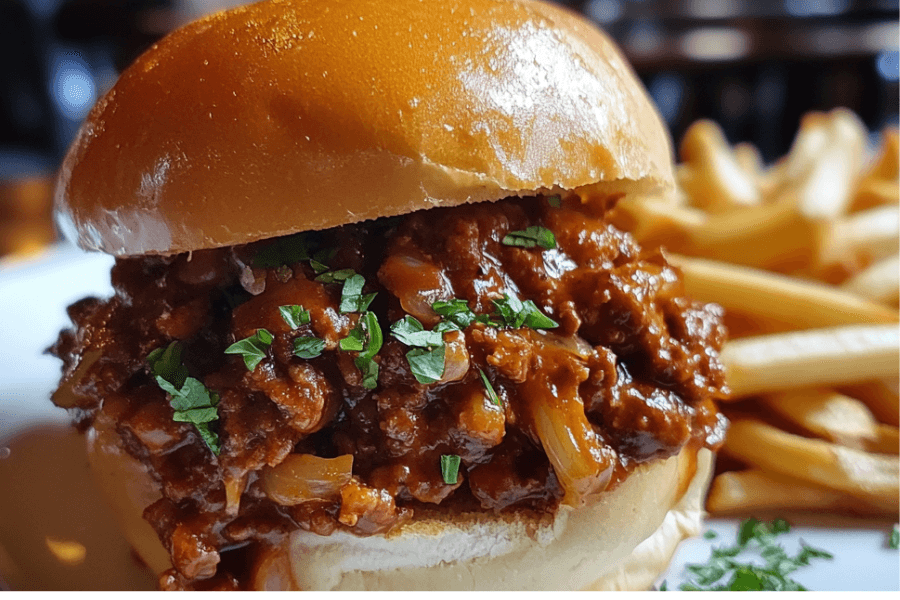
xmin=314 ymin=268 xmax=357 ymax=284
xmin=147 ymin=341 xmax=188 ymax=387
xmin=147 ymin=342 xmax=221 ymax=455
xmin=279 ymin=304 xmax=310 ymax=329
xmin=310 ymin=248 xmax=337 ymax=274
xmin=440 ymin=454 xmax=461 ymax=485
xmin=293 ymin=336 xmax=325 ymax=359
xmin=406 ymin=345 xmax=446 ymax=385
xmin=252 ymin=232 xmax=311 ymax=268
xmin=547 ymin=195 xmax=562 ymax=208
xmin=341 ymin=311 xmax=382 ymax=389
xmin=432 ymin=299 xmax=476 ymax=322
xmin=390 ymin=315 xmax=447 ymax=384
xmin=224 ymin=328 xmax=274 ymax=371
xmin=477 ymin=367 xmax=501 ymax=406
xmin=670 ymin=518 xmax=833 ymax=591
xmin=339 ymin=326 xmax=365 ymax=351
xmin=492 ymin=294 xmax=559 ymax=329
xmin=502 ymin=226 xmax=557 ymax=250
xmin=704 ymin=530 xmax=718 ymax=540
xmin=432 ymin=299 xmax=496 ymax=331
xmin=890 ymin=524 xmax=899 ymax=550
xmin=339 ymin=274 xmax=377 ymax=314
xmin=314 ymin=269 xmax=382 ymax=388
xmin=391 ymin=315 xmax=444 ymax=348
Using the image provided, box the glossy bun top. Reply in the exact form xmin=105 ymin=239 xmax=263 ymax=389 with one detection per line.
xmin=55 ymin=0 xmax=673 ymax=256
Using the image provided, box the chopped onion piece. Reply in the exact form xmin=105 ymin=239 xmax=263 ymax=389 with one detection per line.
xmin=262 ymin=454 xmax=353 ymax=506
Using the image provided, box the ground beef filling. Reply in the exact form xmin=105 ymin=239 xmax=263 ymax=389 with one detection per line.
xmin=51 ymin=194 xmax=728 ymax=589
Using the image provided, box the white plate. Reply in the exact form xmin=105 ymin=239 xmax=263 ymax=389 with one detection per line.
xmin=0 ymin=245 xmax=897 ymax=591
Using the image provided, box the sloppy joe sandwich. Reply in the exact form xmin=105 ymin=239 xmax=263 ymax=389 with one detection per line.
xmin=50 ymin=0 xmax=729 ymax=590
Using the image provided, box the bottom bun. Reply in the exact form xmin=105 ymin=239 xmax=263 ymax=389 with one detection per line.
xmin=86 ymin=418 xmax=712 ymax=591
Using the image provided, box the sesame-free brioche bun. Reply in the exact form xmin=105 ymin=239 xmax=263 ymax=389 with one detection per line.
xmin=87 ymin=412 xmax=712 ymax=591
xmin=54 ymin=0 xmax=674 ymax=257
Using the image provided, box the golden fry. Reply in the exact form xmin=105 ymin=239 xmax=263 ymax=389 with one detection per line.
xmin=707 ymin=469 xmax=894 ymax=517
xmin=607 ymin=196 xmax=706 ymax=251
xmin=687 ymin=200 xmax=821 ymax=272
xmin=671 ymin=255 xmax=898 ymax=330
xmin=867 ymin=127 xmax=899 ymax=182
xmin=839 ymin=379 xmax=900 ymax=427
xmin=679 ymin=121 xmax=760 ymax=212
xmin=791 ymin=110 xmax=866 ymax=220
xmin=850 ymin=178 xmax=899 ymax=213
xmin=840 ymin=254 xmax=900 ymax=307
xmin=722 ymin=419 xmax=899 ymax=508
xmin=869 ymin=424 xmax=899 ymax=455
xmin=768 ymin=109 xmax=866 ymax=220
xmin=733 ymin=142 xmax=764 ymax=183
xmin=722 ymin=324 xmax=900 ymax=398
xmin=760 ymin=388 xmax=891 ymax=452
xmin=821 ymin=205 xmax=900 ymax=268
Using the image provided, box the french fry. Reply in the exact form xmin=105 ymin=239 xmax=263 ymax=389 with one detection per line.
xmin=820 ymin=205 xmax=900 ymax=269
xmin=867 ymin=127 xmax=899 ymax=182
xmin=679 ymin=121 xmax=760 ymax=212
xmin=722 ymin=419 xmax=899 ymax=508
xmin=839 ymin=379 xmax=900 ymax=427
xmin=721 ymin=324 xmax=900 ymax=398
xmin=840 ymin=254 xmax=900 ymax=307
xmin=767 ymin=113 xmax=831 ymax=187
xmin=686 ymin=200 xmax=821 ymax=272
xmin=669 ymin=112 xmax=899 ymax=519
xmin=670 ymin=255 xmax=898 ymax=330
xmin=869 ymin=424 xmax=899 ymax=455
xmin=773 ymin=110 xmax=867 ymax=220
xmin=850 ymin=178 xmax=900 ymax=213
xmin=607 ymin=196 xmax=706 ymax=251
xmin=759 ymin=388 xmax=891 ymax=452
xmin=733 ymin=142 xmax=764 ymax=183
xmin=707 ymin=469 xmax=894 ymax=517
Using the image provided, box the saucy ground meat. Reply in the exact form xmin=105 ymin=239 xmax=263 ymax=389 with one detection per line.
xmin=51 ymin=194 xmax=728 ymax=588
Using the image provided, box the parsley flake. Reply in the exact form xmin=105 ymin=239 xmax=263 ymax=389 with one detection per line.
xmin=279 ymin=304 xmax=310 ymax=330
xmin=502 ymin=226 xmax=557 ymax=250
xmin=310 ymin=247 xmax=337 ymax=274
xmin=406 ymin=344 xmax=446 ymax=385
xmin=391 ymin=315 xmax=444 ymax=348
xmin=314 ymin=268 xmax=357 ymax=284
xmin=340 ymin=311 xmax=383 ymax=389
xmin=390 ymin=315 xmax=447 ymax=384
xmin=890 ymin=524 xmax=899 ymax=550
xmin=440 ymin=454 xmax=461 ymax=485
xmin=225 ymin=329 xmax=274 ymax=371
xmin=547 ymin=195 xmax=562 ymax=208
xmin=432 ymin=299 xmax=497 ymax=331
xmin=671 ymin=518 xmax=833 ymax=591
xmin=147 ymin=342 xmax=221 ymax=455
xmin=252 ymin=232 xmax=311 ymax=268
xmin=339 ymin=274 xmax=377 ymax=314
xmin=478 ymin=367 xmax=501 ymax=406
xmin=293 ymin=336 xmax=325 ymax=359
xmin=492 ymin=294 xmax=558 ymax=329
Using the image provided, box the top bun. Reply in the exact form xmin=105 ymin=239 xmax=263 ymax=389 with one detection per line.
xmin=54 ymin=0 xmax=674 ymax=256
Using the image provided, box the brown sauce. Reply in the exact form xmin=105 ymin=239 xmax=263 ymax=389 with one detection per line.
xmin=50 ymin=194 xmax=728 ymax=588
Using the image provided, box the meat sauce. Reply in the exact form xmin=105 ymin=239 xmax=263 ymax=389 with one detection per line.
xmin=51 ymin=194 xmax=728 ymax=589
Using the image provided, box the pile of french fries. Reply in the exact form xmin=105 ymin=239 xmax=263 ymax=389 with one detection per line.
xmin=611 ymin=109 xmax=899 ymax=517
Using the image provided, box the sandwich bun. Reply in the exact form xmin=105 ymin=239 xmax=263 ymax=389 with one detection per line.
xmin=54 ymin=0 xmax=712 ymax=590
xmin=54 ymin=0 xmax=673 ymax=257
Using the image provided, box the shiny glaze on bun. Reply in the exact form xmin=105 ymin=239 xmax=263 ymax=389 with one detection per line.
xmin=54 ymin=0 xmax=673 ymax=256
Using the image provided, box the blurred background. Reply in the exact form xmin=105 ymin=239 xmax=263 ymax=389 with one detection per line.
xmin=0 ymin=0 xmax=898 ymax=257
